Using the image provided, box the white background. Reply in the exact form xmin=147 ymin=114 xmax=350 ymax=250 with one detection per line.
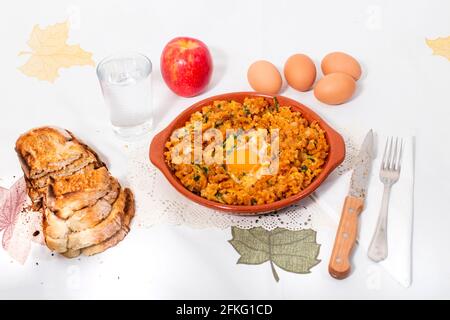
xmin=0 ymin=0 xmax=449 ymax=299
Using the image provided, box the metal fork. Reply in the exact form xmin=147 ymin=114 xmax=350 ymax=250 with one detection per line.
xmin=368 ymin=137 xmax=403 ymax=262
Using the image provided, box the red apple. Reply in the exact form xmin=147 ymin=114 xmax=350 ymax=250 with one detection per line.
xmin=160 ymin=37 xmax=213 ymax=97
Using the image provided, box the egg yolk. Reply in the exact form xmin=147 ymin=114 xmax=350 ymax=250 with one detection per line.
xmin=226 ymin=147 xmax=261 ymax=176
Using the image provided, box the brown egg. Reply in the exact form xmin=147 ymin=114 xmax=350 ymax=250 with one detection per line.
xmin=321 ymin=52 xmax=362 ymax=80
xmin=247 ymin=60 xmax=282 ymax=94
xmin=284 ymin=54 xmax=316 ymax=91
xmin=314 ymin=72 xmax=356 ymax=105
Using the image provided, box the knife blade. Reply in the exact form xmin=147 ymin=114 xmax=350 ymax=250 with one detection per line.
xmin=329 ymin=129 xmax=374 ymax=279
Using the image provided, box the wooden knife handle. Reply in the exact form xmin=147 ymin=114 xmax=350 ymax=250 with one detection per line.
xmin=329 ymin=196 xmax=364 ymax=279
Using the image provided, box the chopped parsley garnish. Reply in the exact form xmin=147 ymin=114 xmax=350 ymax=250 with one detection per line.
xmin=273 ymin=96 xmax=279 ymax=112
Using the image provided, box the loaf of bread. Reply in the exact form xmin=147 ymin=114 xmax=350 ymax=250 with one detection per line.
xmin=15 ymin=127 xmax=135 ymax=258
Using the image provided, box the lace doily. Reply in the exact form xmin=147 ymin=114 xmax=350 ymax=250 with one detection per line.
xmin=126 ymin=130 xmax=358 ymax=231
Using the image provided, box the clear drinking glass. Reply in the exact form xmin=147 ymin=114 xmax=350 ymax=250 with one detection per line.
xmin=97 ymin=53 xmax=153 ymax=139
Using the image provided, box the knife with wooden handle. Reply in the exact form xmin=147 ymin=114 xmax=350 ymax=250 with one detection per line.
xmin=329 ymin=130 xmax=374 ymax=279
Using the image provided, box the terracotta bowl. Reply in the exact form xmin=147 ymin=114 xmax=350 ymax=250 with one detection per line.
xmin=149 ymin=92 xmax=345 ymax=214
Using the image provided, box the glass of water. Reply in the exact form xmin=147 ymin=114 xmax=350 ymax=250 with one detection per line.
xmin=97 ymin=53 xmax=153 ymax=139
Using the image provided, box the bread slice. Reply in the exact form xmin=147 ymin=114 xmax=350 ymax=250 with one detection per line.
xmin=67 ymin=199 xmax=112 ymax=232
xmin=16 ymin=127 xmax=95 ymax=179
xmin=31 ymin=162 xmax=97 ymax=190
xmin=46 ymin=167 xmax=112 ymax=219
xmin=102 ymin=177 xmax=120 ymax=204
xmin=82 ymin=188 xmax=135 ymax=256
xmin=51 ymin=167 xmax=111 ymax=196
xmin=44 ymin=208 xmax=69 ymax=239
xmin=24 ymin=176 xmax=44 ymax=210
xmin=68 ymin=188 xmax=127 ymax=251
xmin=66 ymin=177 xmax=120 ymax=232
xmin=28 ymin=163 xmax=101 ymax=212
xmin=47 ymin=189 xmax=109 ymax=220
xmin=43 ymin=207 xmax=70 ymax=253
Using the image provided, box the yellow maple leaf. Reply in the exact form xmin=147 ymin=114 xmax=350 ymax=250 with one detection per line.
xmin=18 ymin=21 xmax=94 ymax=82
xmin=426 ymin=36 xmax=450 ymax=61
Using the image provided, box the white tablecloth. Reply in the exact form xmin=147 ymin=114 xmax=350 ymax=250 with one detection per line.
xmin=1 ymin=0 xmax=450 ymax=299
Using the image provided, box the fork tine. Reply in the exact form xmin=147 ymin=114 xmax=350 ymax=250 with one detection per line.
xmin=396 ymin=138 xmax=403 ymax=171
xmin=381 ymin=137 xmax=389 ymax=169
xmin=391 ymin=137 xmax=398 ymax=170
xmin=386 ymin=137 xmax=393 ymax=169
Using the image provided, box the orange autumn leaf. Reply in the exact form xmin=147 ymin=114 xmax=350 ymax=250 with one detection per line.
xmin=18 ymin=21 xmax=94 ymax=82
xmin=426 ymin=36 xmax=450 ymax=61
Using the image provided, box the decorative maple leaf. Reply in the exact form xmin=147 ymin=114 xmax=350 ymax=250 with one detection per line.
xmin=426 ymin=36 xmax=450 ymax=61
xmin=18 ymin=21 xmax=95 ymax=82
xmin=0 ymin=178 xmax=27 ymax=250
xmin=229 ymin=227 xmax=321 ymax=282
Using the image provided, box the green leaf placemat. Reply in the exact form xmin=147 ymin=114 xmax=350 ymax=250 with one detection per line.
xmin=229 ymin=227 xmax=321 ymax=282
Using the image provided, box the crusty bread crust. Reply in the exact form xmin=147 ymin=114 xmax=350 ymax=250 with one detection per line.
xmin=67 ymin=199 xmax=112 ymax=232
xmin=61 ymin=249 xmax=81 ymax=258
xmin=68 ymin=188 xmax=127 ymax=251
xmin=45 ymin=236 xmax=68 ymax=253
xmin=82 ymin=188 xmax=135 ymax=256
xmin=47 ymin=188 xmax=109 ymax=220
